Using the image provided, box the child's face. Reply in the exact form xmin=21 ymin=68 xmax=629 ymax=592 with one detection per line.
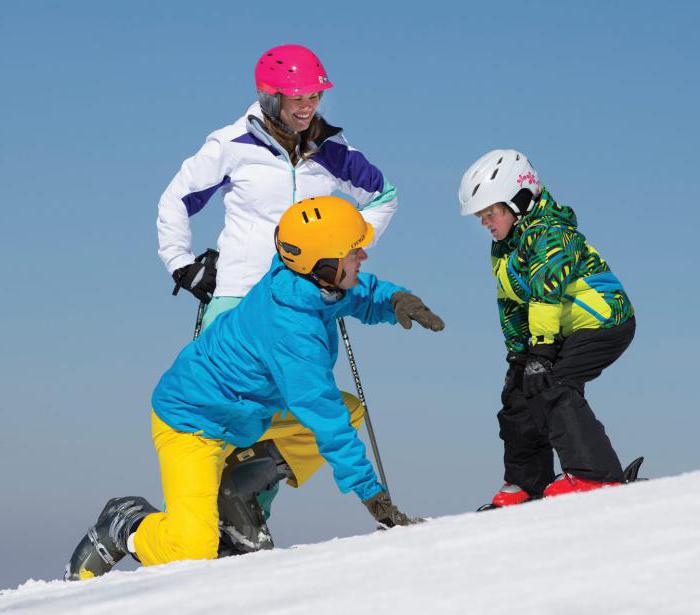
xmin=337 ymin=248 xmax=368 ymax=289
xmin=475 ymin=203 xmax=516 ymax=241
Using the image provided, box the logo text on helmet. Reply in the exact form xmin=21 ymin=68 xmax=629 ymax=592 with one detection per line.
xmin=351 ymin=233 xmax=366 ymax=249
xmin=517 ymin=172 xmax=538 ymax=189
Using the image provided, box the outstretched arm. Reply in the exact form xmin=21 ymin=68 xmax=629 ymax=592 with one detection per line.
xmin=341 ymin=273 xmax=444 ymax=331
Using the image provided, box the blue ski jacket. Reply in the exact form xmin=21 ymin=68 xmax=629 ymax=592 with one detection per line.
xmin=152 ymin=255 xmax=405 ymax=502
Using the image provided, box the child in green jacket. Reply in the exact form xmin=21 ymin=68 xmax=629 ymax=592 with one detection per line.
xmin=459 ymin=150 xmax=635 ymax=507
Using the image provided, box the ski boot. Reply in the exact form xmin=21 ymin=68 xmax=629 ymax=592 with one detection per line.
xmin=65 ymin=496 xmax=158 ymax=581
xmin=543 ymin=474 xmax=621 ymax=497
xmin=544 ymin=457 xmax=645 ymax=498
xmin=477 ymin=483 xmax=533 ymax=512
xmin=217 ymin=440 xmax=292 ymax=557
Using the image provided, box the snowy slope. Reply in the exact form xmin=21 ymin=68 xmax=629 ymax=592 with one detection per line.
xmin=3 ymin=472 xmax=700 ymax=615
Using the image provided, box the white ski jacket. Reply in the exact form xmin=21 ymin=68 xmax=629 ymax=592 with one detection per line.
xmin=157 ymin=102 xmax=398 ymax=297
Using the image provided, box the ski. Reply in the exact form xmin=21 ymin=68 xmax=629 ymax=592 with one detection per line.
xmin=477 ymin=457 xmax=646 ymax=512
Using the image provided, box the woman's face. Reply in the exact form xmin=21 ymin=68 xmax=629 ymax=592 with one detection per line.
xmin=337 ymin=248 xmax=368 ymax=289
xmin=475 ymin=203 xmax=516 ymax=241
xmin=279 ymin=92 xmax=321 ymax=132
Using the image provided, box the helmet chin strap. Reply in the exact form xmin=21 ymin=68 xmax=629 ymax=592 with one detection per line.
xmin=509 ymin=188 xmax=537 ymax=217
xmin=310 ymin=258 xmax=346 ymax=289
xmin=257 ymin=91 xmax=282 ymax=120
xmin=258 ymin=90 xmax=324 ymax=131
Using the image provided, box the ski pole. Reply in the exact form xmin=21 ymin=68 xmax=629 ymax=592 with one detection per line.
xmin=192 ymin=300 xmax=207 ymax=340
xmin=338 ymin=317 xmax=391 ymax=500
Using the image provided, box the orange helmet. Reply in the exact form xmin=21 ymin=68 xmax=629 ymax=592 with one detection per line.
xmin=275 ymin=196 xmax=373 ymax=285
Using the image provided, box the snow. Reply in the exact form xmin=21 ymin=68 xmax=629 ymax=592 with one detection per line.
xmin=2 ymin=472 xmax=700 ymax=615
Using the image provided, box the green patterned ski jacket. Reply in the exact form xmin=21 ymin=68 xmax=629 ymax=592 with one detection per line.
xmin=491 ymin=189 xmax=634 ymax=353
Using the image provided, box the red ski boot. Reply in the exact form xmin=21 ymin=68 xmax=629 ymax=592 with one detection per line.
xmin=491 ymin=483 xmax=531 ymax=507
xmin=544 ymin=474 xmax=621 ymax=497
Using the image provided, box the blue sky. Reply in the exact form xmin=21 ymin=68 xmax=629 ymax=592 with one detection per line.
xmin=1 ymin=0 xmax=698 ymax=589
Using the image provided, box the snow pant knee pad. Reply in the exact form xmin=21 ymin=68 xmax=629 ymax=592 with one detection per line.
xmin=133 ymin=506 xmax=221 ymax=565
xmin=167 ymin=516 xmax=220 ymax=561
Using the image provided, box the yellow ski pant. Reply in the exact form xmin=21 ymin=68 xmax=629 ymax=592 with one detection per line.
xmin=134 ymin=392 xmax=364 ymax=566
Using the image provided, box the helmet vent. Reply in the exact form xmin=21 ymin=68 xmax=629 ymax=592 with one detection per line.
xmin=490 ymin=168 xmax=499 ymax=180
xmin=301 ymin=211 xmax=309 ymax=223
xmin=516 ymin=154 xmax=520 ymax=161
xmin=472 ymin=184 xmax=480 ymax=196
xmin=497 ymin=157 xmax=503 ymax=165
xmin=314 ymin=208 xmax=322 ymax=219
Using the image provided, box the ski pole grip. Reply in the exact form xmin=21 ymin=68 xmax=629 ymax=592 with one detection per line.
xmin=171 ymin=249 xmax=220 ymax=297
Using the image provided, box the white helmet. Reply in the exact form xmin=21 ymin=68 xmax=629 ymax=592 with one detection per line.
xmin=458 ymin=149 xmax=541 ymax=217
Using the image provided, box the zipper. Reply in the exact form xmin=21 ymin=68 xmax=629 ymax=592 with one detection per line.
xmin=247 ymin=115 xmax=297 ymax=202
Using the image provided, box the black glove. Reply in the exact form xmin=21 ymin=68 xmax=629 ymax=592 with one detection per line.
xmin=363 ymin=491 xmax=423 ymax=528
xmin=391 ymin=292 xmax=445 ymax=332
xmin=172 ymin=250 xmax=218 ymax=304
xmin=522 ymin=344 xmax=558 ymax=398
xmin=502 ymin=351 xmax=527 ymax=401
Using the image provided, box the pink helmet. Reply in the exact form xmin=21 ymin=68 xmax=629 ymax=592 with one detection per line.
xmin=255 ymin=44 xmax=333 ymax=96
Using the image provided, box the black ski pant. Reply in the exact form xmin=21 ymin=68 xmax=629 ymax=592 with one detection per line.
xmin=498 ymin=317 xmax=636 ymax=496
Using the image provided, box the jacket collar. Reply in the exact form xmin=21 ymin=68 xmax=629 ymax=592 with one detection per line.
xmin=244 ymin=102 xmax=343 ymax=160
xmin=268 ymin=255 xmax=346 ymax=314
xmin=515 ymin=189 xmax=579 ymax=238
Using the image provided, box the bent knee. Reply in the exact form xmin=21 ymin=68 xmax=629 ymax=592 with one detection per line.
xmin=171 ymin=521 xmax=220 ymax=561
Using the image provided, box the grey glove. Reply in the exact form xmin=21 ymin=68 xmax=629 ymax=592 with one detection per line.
xmin=391 ymin=292 xmax=445 ymax=332
xmin=522 ymin=344 xmax=558 ymax=398
xmin=362 ymin=491 xmax=423 ymax=528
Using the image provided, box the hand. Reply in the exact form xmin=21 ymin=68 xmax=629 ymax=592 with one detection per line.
xmin=522 ymin=344 xmax=558 ymax=398
xmin=362 ymin=491 xmax=423 ymax=528
xmin=391 ymin=292 xmax=445 ymax=332
xmin=172 ymin=250 xmax=218 ymax=304
xmin=173 ymin=262 xmax=216 ymax=303
xmin=502 ymin=352 xmax=527 ymax=401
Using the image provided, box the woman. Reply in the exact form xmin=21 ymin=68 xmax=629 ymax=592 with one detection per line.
xmin=66 ymin=197 xmax=443 ymax=580
xmin=459 ymin=150 xmax=636 ymax=507
xmin=159 ymin=43 xmax=398 ymax=322
xmin=157 ymin=44 xmax=399 ymax=541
